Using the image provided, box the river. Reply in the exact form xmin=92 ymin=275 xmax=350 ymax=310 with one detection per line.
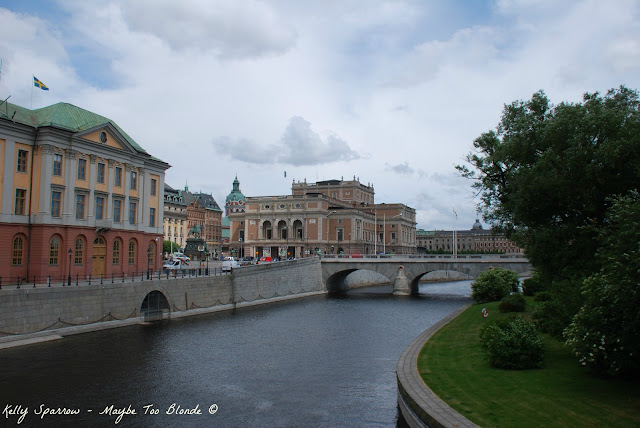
xmin=0 ymin=281 xmax=473 ymax=428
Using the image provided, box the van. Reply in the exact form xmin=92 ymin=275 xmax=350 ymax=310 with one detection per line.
xmin=222 ymin=259 xmax=240 ymax=272
xmin=163 ymin=259 xmax=189 ymax=271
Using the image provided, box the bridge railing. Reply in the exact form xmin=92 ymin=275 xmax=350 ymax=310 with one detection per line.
xmin=320 ymin=253 xmax=527 ymax=260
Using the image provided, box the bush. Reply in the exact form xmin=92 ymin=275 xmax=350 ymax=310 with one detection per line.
xmin=471 ymin=268 xmax=520 ymax=303
xmin=480 ymin=316 xmax=545 ymax=369
xmin=499 ymin=293 xmax=526 ymax=313
xmin=531 ymin=278 xmax=584 ymax=339
xmin=533 ymin=291 xmax=552 ymax=302
xmin=522 ymin=275 xmax=546 ymax=296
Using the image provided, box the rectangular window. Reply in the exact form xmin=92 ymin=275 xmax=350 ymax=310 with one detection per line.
xmin=96 ymin=196 xmax=104 ymax=220
xmin=113 ymin=199 xmax=122 ymax=222
xmin=337 ymin=228 xmax=344 ymax=242
xmin=53 ymin=154 xmax=62 ymax=176
xmin=51 ymin=190 xmax=62 ymax=217
xmin=77 ymin=158 xmax=86 ymax=180
xmin=150 ymin=178 xmax=157 ymax=196
xmin=129 ymin=201 xmax=137 ymax=224
xmin=97 ymin=163 xmax=105 ymax=183
xmin=15 ymin=189 xmax=26 ymax=215
xmin=149 ymin=207 xmax=156 ymax=227
xmin=113 ymin=240 xmax=120 ymax=265
xmin=17 ymin=150 xmax=28 ymax=173
xmin=115 ymin=166 xmax=122 ymax=187
xmin=76 ymin=194 xmax=86 ymax=219
xmin=130 ymin=171 xmax=137 ymax=190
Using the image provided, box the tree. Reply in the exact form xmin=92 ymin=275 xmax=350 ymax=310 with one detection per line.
xmin=457 ymin=86 xmax=640 ymax=344
xmin=471 ymin=267 xmax=520 ymax=303
xmin=564 ymin=192 xmax=640 ymax=377
xmin=163 ymin=240 xmax=175 ymax=254
xmin=457 ymin=86 xmax=640 ymax=283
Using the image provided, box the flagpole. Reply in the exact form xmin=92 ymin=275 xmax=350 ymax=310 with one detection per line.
xmin=31 ymin=75 xmax=34 ymax=109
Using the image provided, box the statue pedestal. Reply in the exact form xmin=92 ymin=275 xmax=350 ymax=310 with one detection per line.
xmin=185 ymin=237 xmax=206 ymax=261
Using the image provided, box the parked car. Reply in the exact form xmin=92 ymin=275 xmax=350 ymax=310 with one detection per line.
xmin=258 ymin=257 xmax=273 ymax=264
xmin=222 ymin=259 xmax=240 ymax=272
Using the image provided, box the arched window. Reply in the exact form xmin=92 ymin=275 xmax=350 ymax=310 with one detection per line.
xmin=113 ymin=239 xmax=121 ymax=265
xmin=49 ymin=237 xmax=60 ymax=265
xmin=12 ymin=236 xmax=24 ymax=265
xmin=128 ymin=240 xmax=136 ymax=265
xmin=74 ymin=238 xmax=84 ymax=265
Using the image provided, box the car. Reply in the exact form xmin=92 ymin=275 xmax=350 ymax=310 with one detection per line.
xmin=222 ymin=259 xmax=240 ymax=272
xmin=257 ymin=257 xmax=273 ymax=264
xmin=162 ymin=259 xmax=189 ymax=270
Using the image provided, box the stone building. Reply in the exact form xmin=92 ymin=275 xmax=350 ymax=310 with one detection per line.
xmin=0 ymin=101 xmax=169 ymax=282
xmin=416 ymin=219 xmax=523 ymax=254
xmin=163 ymin=183 xmax=222 ymax=257
xmin=227 ymin=177 xmax=417 ymax=259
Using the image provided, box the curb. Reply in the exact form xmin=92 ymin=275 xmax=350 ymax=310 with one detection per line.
xmin=396 ymin=303 xmax=480 ymax=428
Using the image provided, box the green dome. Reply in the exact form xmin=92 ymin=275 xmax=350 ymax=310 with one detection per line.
xmin=226 ymin=176 xmax=245 ymax=203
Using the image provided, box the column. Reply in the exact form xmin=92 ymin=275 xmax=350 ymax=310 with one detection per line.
xmin=37 ymin=145 xmax=54 ymax=217
xmin=63 ymin=149 xmax=78 ymax=222
xmin=106 ymin=160 xmax=115 ymax=221
xmin=88 ymin=154 xmax=97 ymax=221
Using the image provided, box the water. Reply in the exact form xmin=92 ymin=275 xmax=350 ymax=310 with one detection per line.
xmin=0 ymin=281 xmax=472 ymax=428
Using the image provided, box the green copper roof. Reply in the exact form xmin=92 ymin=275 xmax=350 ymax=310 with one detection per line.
xmin=1 ymin=101 xmax=148 ymax=154
xmin=226 ymin=175 xmax=246 ymax=202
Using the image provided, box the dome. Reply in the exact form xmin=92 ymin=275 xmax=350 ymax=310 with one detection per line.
xmin=226 ymin=176 xmax=246 ymax=203
xmin=472 ymin=219 xmax=483 ymax=230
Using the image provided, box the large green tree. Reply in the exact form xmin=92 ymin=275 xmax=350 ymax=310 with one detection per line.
xmin=457 ymin=87 xmax=640 ymax=366
xmin=457 ymin=86 xmax=640 ymax=283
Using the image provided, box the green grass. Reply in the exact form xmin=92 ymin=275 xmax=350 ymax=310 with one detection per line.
xmin=417 ymin=299 xmax=640 ymax=428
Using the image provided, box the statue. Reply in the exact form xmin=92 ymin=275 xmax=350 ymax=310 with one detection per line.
xmin=188 ymin=224 xmax=202 ymax=238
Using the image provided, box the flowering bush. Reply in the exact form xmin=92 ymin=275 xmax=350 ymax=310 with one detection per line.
xmin=564 ymin=193 xmax=640 ymax=377
xmin=480 ymin=316 xmax=545 ymax=369
xmin=471 ymin=268 xmax=520 ymax=303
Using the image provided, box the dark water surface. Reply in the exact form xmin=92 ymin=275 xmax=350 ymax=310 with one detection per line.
xmin=0 ymin=281 xmax=472 ymax=428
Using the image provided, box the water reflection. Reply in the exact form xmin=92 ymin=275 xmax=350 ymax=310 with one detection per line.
xmin=0 ymin=281 xmax=472 ymax=427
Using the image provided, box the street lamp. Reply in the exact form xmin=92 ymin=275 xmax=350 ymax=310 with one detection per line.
xmin=239 ymin=237 xmax=243 ymax=259
xmin=146 ymin=247 xmax=151 ymax=279
xmin=326 ymin=211 xmax=336 ymax=255
xmin=453 ymin=209 xmax=457 ymax=258
xmin=67 ymin=249 xmax=72 ymax=286
xmin=282 ymin=226 xmax=289 ymax=259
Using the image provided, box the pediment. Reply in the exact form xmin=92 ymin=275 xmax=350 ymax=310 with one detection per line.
xmin=74 ymin=123 xmax=140 ymax=155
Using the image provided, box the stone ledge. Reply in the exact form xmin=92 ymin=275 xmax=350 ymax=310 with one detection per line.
xmin=396 ymin=302 xmax=479 ymax=428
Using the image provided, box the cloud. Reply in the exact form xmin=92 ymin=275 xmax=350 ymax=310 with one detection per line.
xmin=119 ymin=0 xmax=297 ymax=59
xmin=386 ymin=162 xmax=415 ymax=175
xmin=213 ymin=116 xmax=361 ymax=166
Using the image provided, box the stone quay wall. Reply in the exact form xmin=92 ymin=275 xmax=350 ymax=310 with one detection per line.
xmin=0 ymin=258 xmax=325 ymax=339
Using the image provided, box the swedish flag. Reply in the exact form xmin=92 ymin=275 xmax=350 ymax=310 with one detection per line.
xmin=33 ymin=76 xmax=49 ymax=91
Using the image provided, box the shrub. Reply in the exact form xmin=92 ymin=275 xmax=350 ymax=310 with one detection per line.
xmin=471 ymin=268 xmax=520 ymax=303
xmin=480 ymin=316 xmax=545 ymax=369
xmin=522 ymin=275 xmax=546 ymax=296
xmin=499 ymin=293 xmax=526 ymax=313
xmin=531 ymin=278 xmax=584 ymax=339
xmin=533 ymin=291 xmax=552 ymax=302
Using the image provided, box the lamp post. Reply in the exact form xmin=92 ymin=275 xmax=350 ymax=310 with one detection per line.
xmin=453 ymin=209 xmax=457 ymax=258
xmin=239 ymin=237 xmax=243 ymax=259
xmin=146 ymin=247 xmax=151 ymax=279
xmin=283 ymin=226 xmax=289 ymax=259
xmin=67 ymin=249 xmax=72 ymax=286
xmin=349 ymin=233 xmax=351 ymax=256
xmin=326 ymin=211 xmax=336 ymax=255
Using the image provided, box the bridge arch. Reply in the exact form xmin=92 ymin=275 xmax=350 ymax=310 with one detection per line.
xmin=325 ymin=268 xmax=392 ymax=293
xmin=140 ymin=290 xmax=170 ymax=322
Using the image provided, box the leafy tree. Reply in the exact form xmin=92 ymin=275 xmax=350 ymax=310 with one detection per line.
xmin=163 ymin=240 xmax=175 ymax=254
xmin=457 ymin=86 xmax=640 ymax=283
xmin=458 ymin=86 xmax=640 ymax=342
xmin=564 ymin=192 xmax=640 ymax=377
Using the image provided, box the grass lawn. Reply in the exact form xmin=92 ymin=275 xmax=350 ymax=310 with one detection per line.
xmin=417 ymin=299 xmax=640 ymax=428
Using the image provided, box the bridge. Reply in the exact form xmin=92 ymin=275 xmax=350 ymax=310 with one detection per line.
xmin=320 ymin=254 xmax=532 ymax=295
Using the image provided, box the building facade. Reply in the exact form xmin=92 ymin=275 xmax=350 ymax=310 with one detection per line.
xmin=1 ymin=101 xmax=169 ymax=282
xmin=163 ymin=183 xmax=223 ymax=257
xmin=228 ymin=177 xmax=417 ymax=259
xmin=416 ymin=220 xmax=523 ymax=254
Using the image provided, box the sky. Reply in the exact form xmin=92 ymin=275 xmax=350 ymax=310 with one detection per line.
xmin=1 ymin=0 xmax=639 ymax=230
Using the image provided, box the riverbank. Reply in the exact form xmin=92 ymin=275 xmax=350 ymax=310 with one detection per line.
xmin=408 ymin=300 xmax=640 ymax=427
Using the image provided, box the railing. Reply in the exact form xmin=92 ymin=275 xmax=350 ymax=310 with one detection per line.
xmin=320 ymin=253 xmax=527 ymax=260
xmin=0 ymin=267 xmax=229 ymax=289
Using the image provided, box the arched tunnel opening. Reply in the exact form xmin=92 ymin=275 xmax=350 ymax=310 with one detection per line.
xmin=141 ymin=290 xmax=170 ymax=322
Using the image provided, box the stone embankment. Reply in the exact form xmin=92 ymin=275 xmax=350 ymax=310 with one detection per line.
xmin=396 ymin=303 xmax=479 ymax=428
